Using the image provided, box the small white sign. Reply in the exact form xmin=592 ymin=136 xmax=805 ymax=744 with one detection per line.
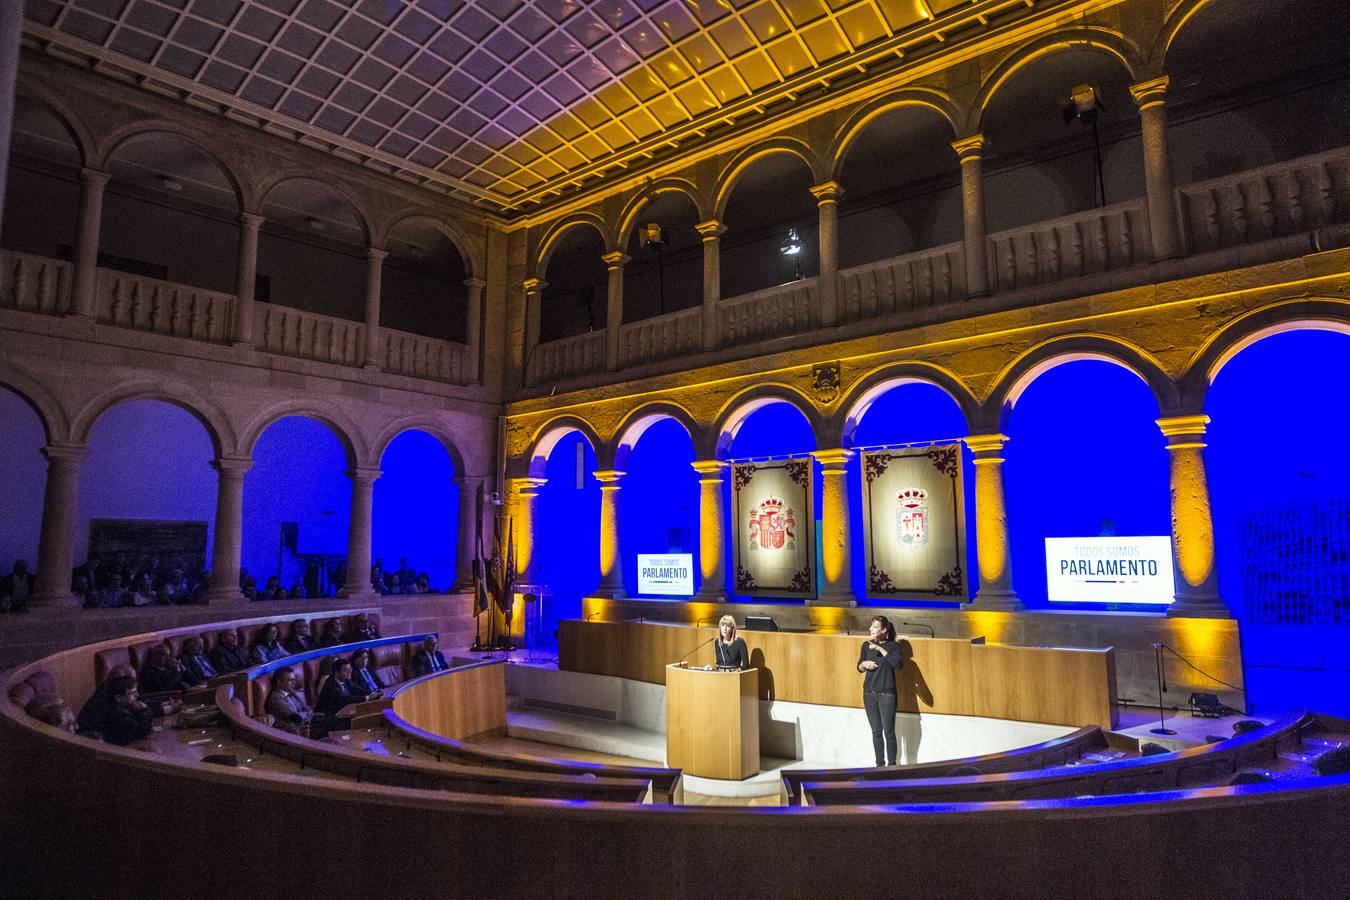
xmin=637 ymin=553 xmax=694 ymax=596
xmin=1045 ymin=536 xmax=1175 ymax=605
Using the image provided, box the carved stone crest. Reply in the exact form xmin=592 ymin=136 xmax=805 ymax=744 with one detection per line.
xmin=812 ymin=362 xmax=841 ymax=403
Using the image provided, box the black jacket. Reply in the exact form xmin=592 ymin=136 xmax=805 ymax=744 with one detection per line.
xmin=210 ymin=643 xmax=249 ymax=674
xmin=714 ymin=637 xmax=750 ymax=671
xmin=857 ymin=640 xmax=902 ymax=693
xmin=410 ymin=650 xmax=448 ymax=676
xmin=316 ymin=676 xmax=366 ymax=717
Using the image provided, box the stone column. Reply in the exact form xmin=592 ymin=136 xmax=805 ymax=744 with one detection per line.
xmin=1157 ymin=415 xmax=1230 ymax=618
xmin=952 ymin=135 xmax=990 ymax=298
xmin=813 ymin=449 xmax=856 ymax=606
xmin=363 ymin=247 xmax=387 ymax=370
xmin=234 ymin=212 xmax=264 ymax=346
xmin=810 ymin=181 xmax=844 ymax=327
xmin=0 ymin=0 xmax=24 ymax=239
xmin=1131 ymin=76 xmax=1183 ymax=261
xmin=463 ymin=277 xmax=486 ymax=384
xmin=30 ymin=444 xmax=87 ymax=607
xmin=963 ymin=434 xmax=1022 ymax=610
xmin=691 ymin=460 xmax=728 ymax=602
xmin=594 ymin=469 xmax=626 ymax=597
xmin=602 ymin=251 xmax=628 ymax=371
xmin=71 ymin=168 xmax=111 ymax=319
xmin=696 ymin=220 xmax=725 ymax=350
xmin=521 ymin=277 xmax=545 ymax=385
xmin=341 ymin=467 xmax=382 ymax=600
xmin=206 ymin=456 xmax=253 ymax=603
xmin=454 ymin=475 xmax=481 ymax=589
xmin=507 ymin=476 xmax=548 ymax=585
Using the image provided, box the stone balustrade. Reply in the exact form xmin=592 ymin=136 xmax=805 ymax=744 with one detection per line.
xmin=985 ymin=199 xmax=1150 ymax=295
xmin=531 ymin=328 xmax=606 ymax=384
xmin=97 ymin=269 xmax=237 ymax=344
xmin=0 ymin=249 xmax=72 ymax=316
xmin=719 ymin=276 xmax=817 ymax=347
xmin=382 ymin=326 xmax=467 ymax=383
xmin=837 ymin=241 xmax=966 ymax=325
xmin=618 ymin=305 xmax=703 ymax=369
xmin=255 ymin=303 xmax=366 ymax=367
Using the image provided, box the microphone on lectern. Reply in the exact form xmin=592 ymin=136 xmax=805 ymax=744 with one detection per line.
xmin=676 ymin=634 xmax=718 ymax=666
xmin=901 ymin=621 xmax=936 ymax=638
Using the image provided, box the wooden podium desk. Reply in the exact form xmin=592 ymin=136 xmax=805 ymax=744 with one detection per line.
xmin=665 ymin=664 xmax=759 ymax=780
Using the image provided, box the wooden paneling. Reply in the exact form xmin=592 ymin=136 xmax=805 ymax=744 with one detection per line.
xmin=392 ymin=662 xmax=507 ymax=741
xmin=666 ymin=665 xmax=759 ymax=780
xmin=560 ymin=620 xmax=1117 ymax=728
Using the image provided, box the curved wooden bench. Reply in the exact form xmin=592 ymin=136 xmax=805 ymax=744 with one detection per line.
xmin=801 ymin=709 xmax=1325 ymax=805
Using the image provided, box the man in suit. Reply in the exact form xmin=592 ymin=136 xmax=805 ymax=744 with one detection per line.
xmin=264 ymin=667 xmax=313 ymax=736
xmin=179 ymin=636 xmax=217 ymax=685
xmin=316 ymin=658 xmax=368 ymax=717
xmin=283 ymin=619 xmax=316 ymax=654
xmin=0 ymin=560 xmax=35 ymax=613
xmin=410 ymin=635 xmax=449 ymax=677
xmin=209 ymin=629 xmax=249 ymax=674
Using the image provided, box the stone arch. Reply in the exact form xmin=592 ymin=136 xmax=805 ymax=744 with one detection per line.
xmin=967 ymin=27 xmax=1145 ymax=134
xmin=833 ymin=362 xmax=979 ymax=448
xmin=71 ymin=380 xmax=234 ymax=459
xmin=532 ymin=214 xmax=611 ymax=278
xmin=0 ymin=362 xmax=69 ymax=445
xmin=522 ymin=415 xmax=604 ymax=479
xmin=240 ymin=400 xmax=365 ymax=469
xmin=828 ymin=88 xmax=963 ymax=179
xmin=375 ymin=212 xmax=478 ymax=279
xmin=256 ymin=173 xmax=373 ymax=245
xmin=710 ymin=383 xmax=823 ymax=459
xmin=713 ymin=139 xmax=825 ymax=222
xmin=371 ymin=417 xmax=468 ymax=480
xmin=983 ymin=334 xmax=1180 ymax=428
xmin=1150 ymin=0 xmax=1222 ymax=72
xmin=98 ymin=123 xmax=249 ymax=210
xmin=609 ymin=401 xmax=703 ymax=471
xmin=13 ymin=78 xmax=94 ymax=167
xmin=613 ymin=180 xmax=709 ymax=251
xmin=1179 ymin=297 xmax=1350 ymax=407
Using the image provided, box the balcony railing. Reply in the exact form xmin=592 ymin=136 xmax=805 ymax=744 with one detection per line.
xmin=985 ymin=199 xmax=1150 ymax=294
xmin=838 ymin=241 xmax=966 ymax=325
xmin=719 ymin=276 xmax=816 ymax=348
xmin=98 ymin=269 xmax=237 ymax=343
xmin=382 ymin=327 xmax=466 ymax=383
xmin=255 ymin=304 xmax=366 ymax=367
xmin=618 ymin=305 xmax=703 ymax=369
xmin=532 ymin=328 xmax=605 ymax=384
xmin=1179 ymin=146 xmax=1350 ymax=254
xmin=1 ymin=250 xmax=72 ymax=315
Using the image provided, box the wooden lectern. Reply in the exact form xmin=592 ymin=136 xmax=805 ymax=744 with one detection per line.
xmin=665 ymin=664 xmax=759 ymax=780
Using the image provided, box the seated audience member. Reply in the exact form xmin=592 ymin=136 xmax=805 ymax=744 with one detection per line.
xmin=263 ymin=575 xmax=282 ymax=601
xmin=29 ymin=697 xmax=77 ymax=733
xmin=127 ymin=572 xmax=156 ymax=607
xmin=97 ymin=676 xmax=156 ymax=746
xmin=395 ymin=557 xmax=417 ymax=593
xmin=351 ymin=613 xmax=380 ymax=642
xmin=139 ymin=644 xmax=190 ymax=694
xmin=370 ymin=558 xmax=386 ymax=594
xmin=159 ymin=566 xmax=193 ymax=605
xmin=210 ymin=629 xmax=249 ymax=674
xmin=410 ymin=635 xmax=449 ymax=676
xmin=1313 ymin=747 xmax=1350 ymax=776
xmin=288 ymin=584 xmax=306 ymax=600
xmin=264 ymin=667 xmax=313 ymax=736
xmin=90 ymin=572 xmax=129 ymax=609
xmin=414 ymin=573 xmax=431 ymax=594
xmin=1 ymin=559 xmax=35 ymax=613
xmin=72 ymin=554 xmax=103 ymax=590
xmin=317 ymin=658 xmax=366 ymax=717
xmin=71 ymin=575 xmax=96 ymax=608
xmin=332 ymin=560 xmax=348 ymax=592
xmin=283 ymin=620 xmax=317 ymax=655
xmin=250 ymin=623 xmax=288 ymax=665
xmin=349 ymin=648 xmax=384 ymax=696
xmin=383 ymin=572 xmax=401 ymax=595
xmin=179 ymin=636 xmax=217 ymax=685
xmin=241 ymin=574 xmax=259 ymax=602
xmin=77 ymin=663 xmax=137 ymax=735
xmin=318 ymin=618 xmax=347 ymax=647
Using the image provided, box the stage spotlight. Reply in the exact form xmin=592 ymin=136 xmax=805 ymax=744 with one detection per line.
xmin=779 ymin=228 xmax=804 ymax=281
xmin=644 ymin=222 xmax=669 ymax=314
xmin=1062 ymin=83 xmax=1107 ymax=208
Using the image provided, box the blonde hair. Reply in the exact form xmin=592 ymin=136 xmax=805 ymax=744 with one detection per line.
xmin=717 ymin=615 xmax=737 ymax=642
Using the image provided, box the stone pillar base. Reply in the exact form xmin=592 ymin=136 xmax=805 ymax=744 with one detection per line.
xmin=692 ymin=591 xmax=725 ymax=604
xmin=595 ymin=586 xmax=626 ymax=599
xmin=340 ymin=588 xmax=380 ymax=603
xmin=26 ymin=592 xmax=78 ymax=609
xmin=202 ymin=589 xmax=247 ymax=605
xmin=811 ymin=592 xmax=857 ymax=607
xmin=963 ymin=591 xmax=1024 ymax=612
xmin=1167 ymin=594 xmax=1232 ymax=619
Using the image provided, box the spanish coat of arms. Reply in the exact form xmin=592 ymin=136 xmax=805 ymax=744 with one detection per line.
xmin=749 ymin=496 xmax=796 ymax=551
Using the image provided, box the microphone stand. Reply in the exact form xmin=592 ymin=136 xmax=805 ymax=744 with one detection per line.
xmin=676 ymin=634 xmax=718 ymax=668
xmin=1149 ymin=642 xmax=1176 ymax=736
xmin=900 ymin=621 xmax=935 ymax=638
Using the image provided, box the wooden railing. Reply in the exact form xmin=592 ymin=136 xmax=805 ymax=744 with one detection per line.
xmin=531 ymin=328 xmax=605 ymax=384
xmin=618 ymin=306 xmax=703 ymax=368
xmin=1178 ymin=145 xmax=1350 ymax=254
xmin=986 ymin=199 xmax=1150 ymax=294
xmin=719 ymin=276 xmax=816 ymax=347
xmin=838 ymin=241 xmax=966 ymax=325
xmin=0 ymin=249 xmax=72 ymax=315
xmin=255 ymin=304 xmax=366 ymax=367
xmin=97 ymin=269 xmax=236 ymax=343
xmin=381 ymin=326 xmax=466 ymax=383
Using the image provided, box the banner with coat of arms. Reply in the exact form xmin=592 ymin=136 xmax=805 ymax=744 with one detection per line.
xmin=861 ymin=445 xmax=967 ymax=601
xmin=731 ymin=457 xmax=815 ymax=598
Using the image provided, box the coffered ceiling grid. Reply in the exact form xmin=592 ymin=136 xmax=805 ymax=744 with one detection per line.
xmin=22 ymin=0 xmax=1054 ymax=213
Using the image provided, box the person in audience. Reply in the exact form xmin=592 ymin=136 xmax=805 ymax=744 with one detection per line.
xmin=1313 ymin=747 xmax=1350 ymax=776
xmin=262 ymin=575 xmax=282 ymax=601
xmin=414 ymin=573 xmax=431 ymax=594
xmin=316 ymin=658 xmax=367 ymax=717
xmin=410 ymin=635 xmax=448 ymax=676
xmin=127 ymin=572 xmax=156 ymax=607
xmin=71 ymin=574 xmax=96 ymax=608
xmin=395 ymin=557 xmax=416 ymax=593
xmin=158 ymin=566 xmax=193 ymax=605
xmin=97 ymin=675 xmax=156 ymax=746
xmin=29 ymin=697 xmax=77 ymax=733
xmin=241 ymin=574 xmax=259 ymax=602
xmin=179 ymin=636 xmax=217 ymax=685
xmin=288 ymin=584 xmax=306 ymax=600
xmin=264 ymin=666 xmax=313 ymax=736
xmin=333 ymin=560 xmax=348 ymax=593
xmin=318 ymin=618 xmax=347 ymax=647
xmin=210 ymin=628 xmax=248 ymax=673
xmin=349 ymin=648 xmax=384 ymax=696
xmin=303 ymin=565 xmax=321 ymax=599
xmin=77 ymin=663 xmax=136 ymax=735
xmin=370 ymin=558 xmax=386 ymax=594
xmin=1 ymin=559 xmax=35 ymax=613
xmin=284 ymin=620 xmax=316 ymax=654
xmin=857 ymin=614 xmax=902 ymax=767
xmin=139 ymin=643 xmax=190 ymax=694
xmin=90 ymin=572 xmax=129 ymax=609
xmin=383 ymin=572 xmax=400 ymax=595
xmin=250 ymin=623 xmax=288 ymax=665
xmin=72 ymin=553 xmax=102 ymax=590
xmin=351 ymin=613 xmax=380 ymax=642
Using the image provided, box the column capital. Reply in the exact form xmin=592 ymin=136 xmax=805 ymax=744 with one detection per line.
xmin=1130 ymin=75 xmax=1171 ymax=110
xmin=1157 ymin=414 xmax=1209 ymax=447
xmin=809 ymin=181 xmax=844 ymax=204
xmin=951 ymin=134 xmax=986 ymax=162
xmin=239 ymin=211 xmax=265 ymax=231
xmin=211 ymin=456 xmax=254 ymax=477
xmin=593 ymin=469 xmax=626 ymax=486
xmin=78 ymin=167 xmax=110 ymax=189
xmin=963 ymin=433 xmax=1008 ymax=458
xmin=41 ymin=443 xmax=88 ymax=465
xmin=691 ymin=459 xmax=729 ymax=478
xmin=521 ymin=276 xmax=547 ymax=295
xmin=463 ymin=277 xmax=487 ymax=290
xmin=508 ymin=475 xmax=549 ymax=496
xmin=695 ymin=219 xmax=726 ymax=240
xmin=367 ymin=246 xmax=388 ymax=263
xmin=346 ymin=466 xmax=383 ymax=485
xmin=811 ymin=448 xmax=854 ymax=470
xmin=601 ymin=250 xmax=629 ymax=270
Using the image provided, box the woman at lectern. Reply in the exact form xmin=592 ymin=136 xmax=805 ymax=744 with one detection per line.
xmin=714 ymin=615 xmax=749 ymax=671
xmin=857 ymin=615 xmax=902 ymax=766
